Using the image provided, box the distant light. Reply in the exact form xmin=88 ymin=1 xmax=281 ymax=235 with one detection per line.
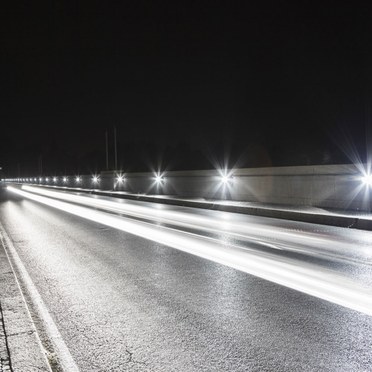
xmin=76 ymin=176 xmax=81 ymax=183
xmin=45 ymin=177 xmax=49 ymax=182
xmin=219 ymin=171 xmax=234 ymax=185
xmin=361 ymin=174 xmax=372 ymax=187
xmin=154 ymin=174 xmax=165 ymax=185
xmin=39 ymin=177 xmax=43 ymax=182
xmin=63 ymin=177 xmax=67 ymax=183
xmin=92 ymin=175 xmax=99 ymax=183
xmin=221 ymin=175 xmax=233 ymax=184
xmin=34 ymin=178 xmax=37 ymax=182
xmin=53 ymin=177 xmax=57 ymax=183
xmin=116 ymin=174 xmax=125 ymax=183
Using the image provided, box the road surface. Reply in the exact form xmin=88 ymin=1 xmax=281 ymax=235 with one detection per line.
xmin=1 ymin=185 xmax=372 ymax=371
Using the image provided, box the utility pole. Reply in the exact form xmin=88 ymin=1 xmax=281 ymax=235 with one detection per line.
xmin=114 ymin=126 xmax=118 ymax=170
xmin=38 ymin=155 xmax=43 ymax=175
xmin=105 ymin=130 xmax=109 ymax=170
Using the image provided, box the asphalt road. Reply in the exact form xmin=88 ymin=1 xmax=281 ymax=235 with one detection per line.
xmin=1 ymin=186 xmax=372 ymax=371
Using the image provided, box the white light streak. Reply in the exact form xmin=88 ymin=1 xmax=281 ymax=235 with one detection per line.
xmin=18 ymin=185 xmax=372 ymax=263
xmin=7 ymin=185 xmax=372 ymax=317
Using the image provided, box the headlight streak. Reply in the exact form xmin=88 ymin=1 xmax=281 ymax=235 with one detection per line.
xmin=21 ymin=187 xmax=296 ymax=252
xmin=23 ymin=185 xmax=282 ymax=252
xmin=20 ymin=186 xmax=372 ymax=264
xmin=8 ymin=185 xmax=372 ymax=316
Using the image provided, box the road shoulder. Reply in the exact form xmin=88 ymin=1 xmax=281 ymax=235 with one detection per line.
xmin=0 ymin=226 xmax=52 ymax=372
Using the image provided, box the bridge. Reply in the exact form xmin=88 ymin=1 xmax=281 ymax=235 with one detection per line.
xmin=1 ymin=164 xmax=372 ymax=371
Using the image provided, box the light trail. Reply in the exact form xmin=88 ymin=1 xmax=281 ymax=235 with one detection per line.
xmin=20 ymin=185 xmax=372 ymax=265
xmin=7 ymin=185 xmax=372 ymax=316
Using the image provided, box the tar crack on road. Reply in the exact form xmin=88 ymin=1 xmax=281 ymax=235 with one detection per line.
xmin=0 ymin=302 xmax=12 ymax=372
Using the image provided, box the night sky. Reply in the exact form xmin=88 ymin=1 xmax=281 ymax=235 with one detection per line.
xmin=1 ymin=1 xmax=371 ymax=176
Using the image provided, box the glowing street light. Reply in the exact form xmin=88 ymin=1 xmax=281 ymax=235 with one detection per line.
xmin=116 ymin=174 xmax=125 ymax=183
xmin=53 ymin=177 xmax=57 ymax=183
xmin=221 ymin=174 xmax=234 ymax=185
xmin=361 ymin=174 xmax=372 ymax=187
xmin=154 ymin=173 xmax=165 ymax=185
xmin=63 ymin=177 xmax=67 ymax=183
xmin=92 ymin=175 xmax=99 ymax=184
xmin=219 ymin=169 xmax=234 ymax=186
xmin=76 ymin=176 xmax=81 ymax=183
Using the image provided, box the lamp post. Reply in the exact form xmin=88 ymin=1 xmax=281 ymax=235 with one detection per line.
xmin=114 ymin=126 xmax=118 ymax=171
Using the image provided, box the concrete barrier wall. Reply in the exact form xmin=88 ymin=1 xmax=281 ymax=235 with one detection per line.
xmin=13 ymin=164 xmax=371 ymax=211
xmin=98 ymin=164 xmax=370 ymax=211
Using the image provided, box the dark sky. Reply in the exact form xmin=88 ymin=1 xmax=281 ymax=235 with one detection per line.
xmin=1 ymin=1 xmax=371 ymax=175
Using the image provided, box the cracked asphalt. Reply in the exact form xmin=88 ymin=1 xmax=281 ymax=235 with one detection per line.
xmin=0 ymin=188 xmax=372 ymax=371
xmin=0 ymin=302 xmax=12 ymax=372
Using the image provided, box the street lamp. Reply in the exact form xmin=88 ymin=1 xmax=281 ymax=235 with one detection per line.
xmin=154 ymin=173 xmax=165 ymax=185
xmin=116 ymin=175 xmax=125 ymax=183
xmin=219 ymin=169 xmax=234 ymax=186
xmin=361 ymin=174 xmax=372 ymax=187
